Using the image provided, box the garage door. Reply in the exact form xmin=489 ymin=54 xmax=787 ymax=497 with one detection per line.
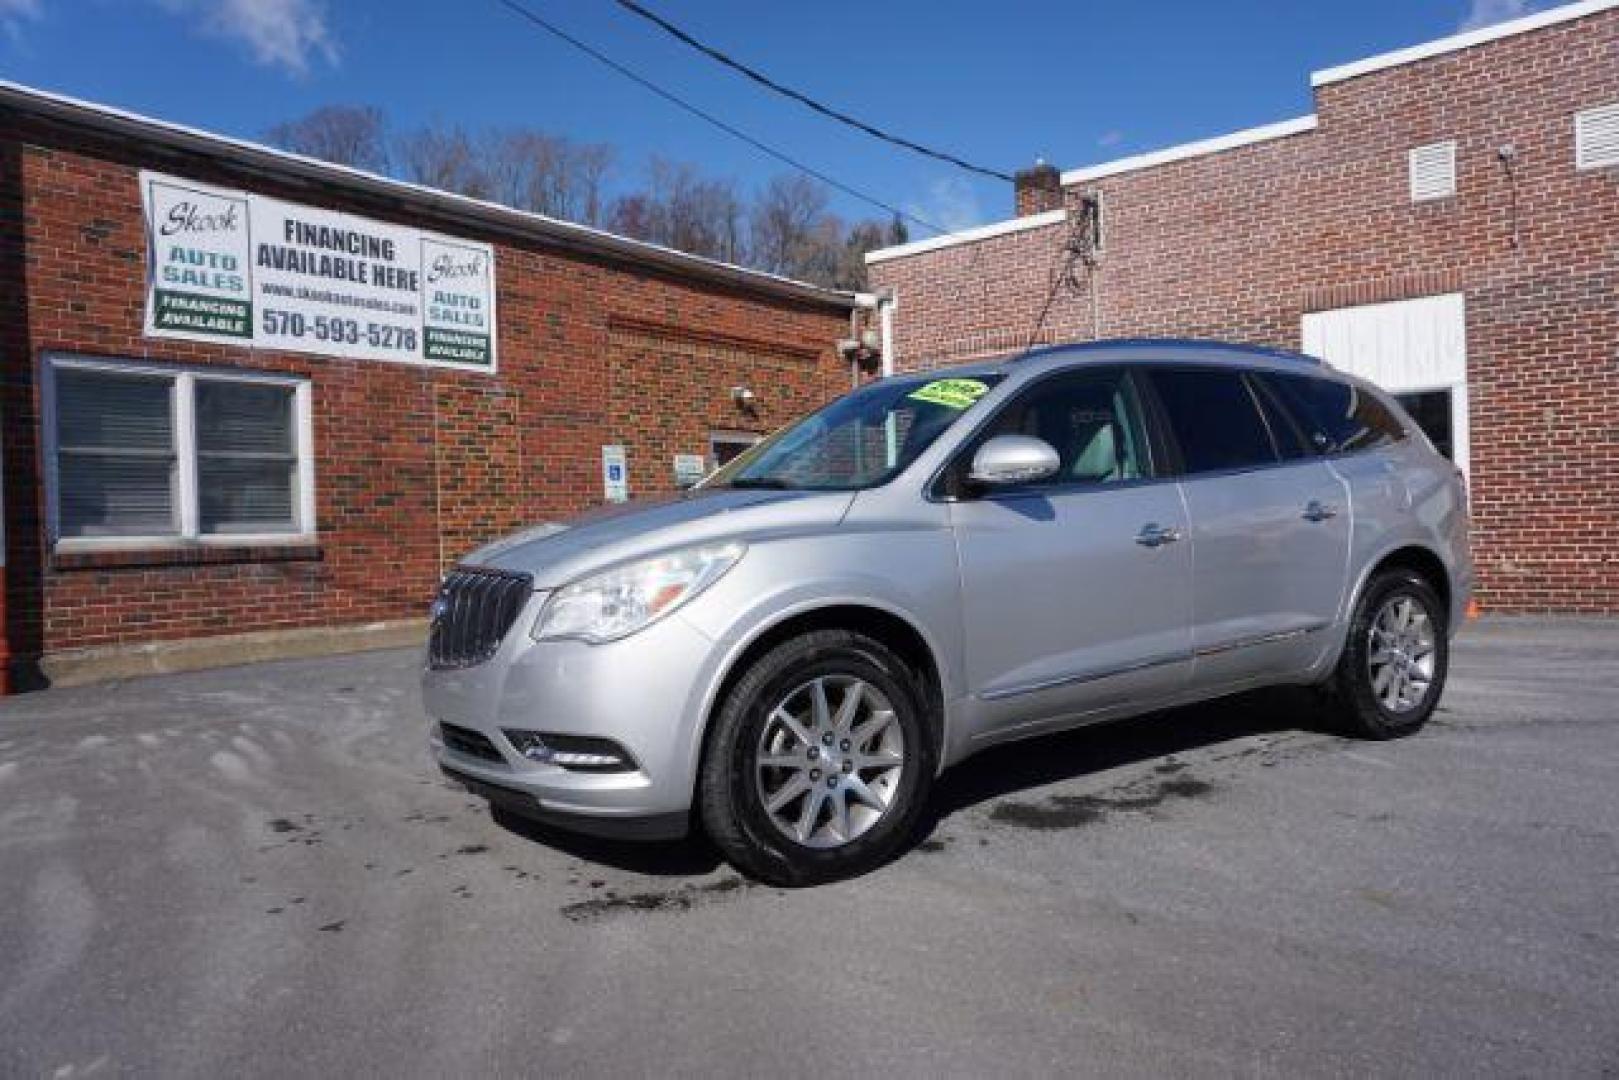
xmin=1302 ymin=292 xmax=1469 ymax=479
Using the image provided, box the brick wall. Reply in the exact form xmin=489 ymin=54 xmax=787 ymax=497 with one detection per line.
xmin=607 ymin=321 xmax=846 ymax=497
xmin=870 ymin=7 xmax=1619 ymax=613
xmin=0 ymin=119 xmax=851 ymax=671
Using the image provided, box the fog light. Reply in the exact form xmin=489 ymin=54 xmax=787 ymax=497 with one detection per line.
xmin=501 ymin=729 xmax=634 ymax=772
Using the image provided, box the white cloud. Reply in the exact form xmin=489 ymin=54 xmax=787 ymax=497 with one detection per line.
xmin=157 ymin=0 xmax=338 ymax=76
xmin=1456 ymin=0 xmax=1550 ymax=31
xmin=0 ymin=0 xmax=41 ymax=39
xmin=904 ymin=176 xmax=985 ymax=234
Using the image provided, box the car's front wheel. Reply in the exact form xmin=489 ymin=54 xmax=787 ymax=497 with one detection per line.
xmin=698 ymin=629 xmax=935 ymax=886
xmin=1323 ymin=568 xmax=1449 ymax=739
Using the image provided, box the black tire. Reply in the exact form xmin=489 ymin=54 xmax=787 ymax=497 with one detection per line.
xmin=1322 ymin=568 xmax=1449 ymax=739
xmin=698 ymin=629 xmax=937 ymax=886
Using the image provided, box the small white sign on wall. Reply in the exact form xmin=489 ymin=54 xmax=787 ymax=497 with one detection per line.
xmin=602 ymin=445 xmax=629 ymax=503
xmin=673 ymin=453 xmax=706 ymax=489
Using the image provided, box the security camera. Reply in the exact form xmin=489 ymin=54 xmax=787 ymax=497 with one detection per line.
xmin=730 ymin=386 xmax=756 ymax=405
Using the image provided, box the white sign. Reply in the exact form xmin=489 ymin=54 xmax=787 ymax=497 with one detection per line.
xmin=602 ymin=445 xmax=629 ymax=503
xmin=673 ymin=453 xmax=707 ymax=488
xmin=140 ymin=171 xmax=498 ymax=372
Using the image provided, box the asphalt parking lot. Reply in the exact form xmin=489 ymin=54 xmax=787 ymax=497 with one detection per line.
xmin=1 ymin=617 xmax=1615 ymax=1077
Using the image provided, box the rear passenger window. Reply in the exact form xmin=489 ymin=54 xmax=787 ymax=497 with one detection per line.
xmin=1147 ymin=369 xmax=1279 ymax=474
xmin=1247 ymin=375 xmax=1314 ymax=460
xmin=1261 ymin=373 xmax=1407 ymax=455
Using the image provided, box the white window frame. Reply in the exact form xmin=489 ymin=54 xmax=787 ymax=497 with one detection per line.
xmin=708 ymin=429 xmax=762 ymax=471
xmin=1390 ymin=381 xmax=1471 ymax=482
xmin=1302 ymin=293 xmax=1471 ymax=484
xmin=41 ymin=353 xmax=317 ymax=552
xmin=1408 ymin=141 xmax=1457 ymax=202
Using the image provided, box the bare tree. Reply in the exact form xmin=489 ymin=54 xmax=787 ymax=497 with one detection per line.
xmin=608 ymin=158 xmax=746 ymax=263
xmin=573 ymin=143 xmax=614 ymax=228
xmin=265 ymin=105 xmax=885 ymax=288
xmin=481 ymin=130 xmax=614 ymax=226
xmin=393 ymin=124 xmax=490 ymax=200
xmin=836 ymin=219 xmax=891 ymax=291
xmin=266 ymin=105 xmax=388 ymax=172
xmin=749 ymin=174 xmax=833 ymax=279
xmin=606 ymin=193 xmax=656 ymax=242
xmin=887 ymin=212 xmax=909 ymax=247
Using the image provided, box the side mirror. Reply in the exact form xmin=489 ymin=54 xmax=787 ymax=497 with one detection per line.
xmin=968 ymin=434 xmax=1060 ymax=487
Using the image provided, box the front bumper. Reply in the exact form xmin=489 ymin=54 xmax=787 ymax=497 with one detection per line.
xmin=422 ymin=591 xmax=722 ymax=838
xmin=438 ymin=765 xmax=689 ymax=840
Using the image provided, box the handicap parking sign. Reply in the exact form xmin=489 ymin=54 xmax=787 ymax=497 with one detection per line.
xmin=602 ymin=445 xmax=629 ymax=503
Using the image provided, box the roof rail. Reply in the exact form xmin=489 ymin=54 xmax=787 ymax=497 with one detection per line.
xmin=1011 ymin=337 xmax=1322 ymax=364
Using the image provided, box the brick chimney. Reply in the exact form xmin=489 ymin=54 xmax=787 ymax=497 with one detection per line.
xmin=1013 ymin=160 xmax=1062 ymax=216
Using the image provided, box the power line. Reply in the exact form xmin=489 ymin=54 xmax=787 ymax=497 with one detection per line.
xmin=492 ymin=0 xmax=948 ymax=236
xmin=611 ymin=0 xmax=1014 ymax=184
xmin=1024 ymin=201 xmax=1098 ymax=350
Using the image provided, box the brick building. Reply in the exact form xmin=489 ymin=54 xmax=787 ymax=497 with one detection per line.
xmin=0 ymin=83 xmax=861 ymax=691
xmin=867 ymin=0 xmax=1618 ymax=614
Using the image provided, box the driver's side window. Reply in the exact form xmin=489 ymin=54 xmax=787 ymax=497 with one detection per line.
xmin=968 ymin=367 xmax=1152 ymax=492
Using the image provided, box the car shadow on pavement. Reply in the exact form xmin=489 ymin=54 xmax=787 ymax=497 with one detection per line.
xmin=481 ymin=687 xmax=1337 ymax=880
xmin=919 ymin=686 xmax=1337 ymax=837
xmin=489 ymin=807 xmax=723 ymax=878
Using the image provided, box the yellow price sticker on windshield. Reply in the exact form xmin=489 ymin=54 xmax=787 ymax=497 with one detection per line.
xmin=908 ymin=378 xmax=990 ymax=410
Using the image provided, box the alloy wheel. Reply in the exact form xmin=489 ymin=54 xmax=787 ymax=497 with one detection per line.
xmin=1366 ymin=595 xmax=1437 ymax=714
xmin=754 ymin=675 xmax=906 ymax=849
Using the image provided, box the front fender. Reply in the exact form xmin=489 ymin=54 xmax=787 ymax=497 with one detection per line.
xmin=672 ymin=527 xmax=966 ymax=787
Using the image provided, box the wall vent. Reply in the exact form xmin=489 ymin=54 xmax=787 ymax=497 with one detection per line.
xmin=1575 ymin=102 xmax=1619 ymax=170
xmin=1408 ymin=141 xmax=1457 ymax=202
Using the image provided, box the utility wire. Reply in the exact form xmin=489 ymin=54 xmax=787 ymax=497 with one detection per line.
xmin=611 ymin=0 xmax=1014 ymax=184
xmin=1024 ymin=200 xmax=1098 ymax=351
xmin=492 ymin=0 xmax=948 ymax=236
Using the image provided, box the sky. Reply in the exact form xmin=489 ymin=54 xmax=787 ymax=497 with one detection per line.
xmin=0 ymin=0 xmax=1563 ymax=237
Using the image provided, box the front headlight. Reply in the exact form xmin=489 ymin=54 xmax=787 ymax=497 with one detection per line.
xmin=531 ymin=542 xmax=745 ymax=644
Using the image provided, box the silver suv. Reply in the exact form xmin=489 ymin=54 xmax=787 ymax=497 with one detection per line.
xmin=423 ymin=340 xmax=1472 ymax=885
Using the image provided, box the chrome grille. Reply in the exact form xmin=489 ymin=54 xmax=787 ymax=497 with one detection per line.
xmin=428 ymin=566 xmax=534 ymax=670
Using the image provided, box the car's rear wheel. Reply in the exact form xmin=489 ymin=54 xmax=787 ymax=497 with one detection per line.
xmin=1323 ymin=568 xmax=1449 ymax=739
xmin=699 ymin=629 xmax=935 ymax=885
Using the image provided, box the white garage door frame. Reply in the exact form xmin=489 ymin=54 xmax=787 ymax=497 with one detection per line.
xmin=1302 ymin=292 xmax=1470 ymax=480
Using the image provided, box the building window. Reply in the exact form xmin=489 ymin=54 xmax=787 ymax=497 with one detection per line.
xmin=709 ymin=430 xmax=761 ymax=470
xmin=46 ymin=356 xmax=314 ymax=547
xmin=1574 ymin=102 xmax=1619 ymax=170
xmin=1394 ymin=389 xmax=1455 ymax=462
xmin=1408 ymin=141 xmax=1456 ymax=202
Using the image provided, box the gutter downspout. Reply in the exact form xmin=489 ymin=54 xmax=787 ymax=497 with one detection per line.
xmin=877 ymin=288 xmax=896 ymax=378
xmin=849 ymin=294 xmax=875 ymax=389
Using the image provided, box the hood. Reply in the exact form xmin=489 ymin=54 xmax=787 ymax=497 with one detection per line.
xmin=460 ymin=487 xmax=855 ymax=587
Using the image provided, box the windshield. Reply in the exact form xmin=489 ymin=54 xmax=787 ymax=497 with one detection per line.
xmin=706 ymin=374 xmax=1004 ymax=492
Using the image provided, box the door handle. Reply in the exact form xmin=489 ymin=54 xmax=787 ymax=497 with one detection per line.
xmin=1135 ymin=523 xmax=1183 ymax=548
xmin=1302 ymin=500 xmax=1339 ymax=523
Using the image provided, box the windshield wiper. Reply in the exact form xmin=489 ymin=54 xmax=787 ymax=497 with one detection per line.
xmin=727 ymin=477 xmax=794 ymax=490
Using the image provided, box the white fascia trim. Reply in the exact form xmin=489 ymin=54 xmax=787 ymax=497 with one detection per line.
xmin=1311 ymin=0 xmax=1619 ymax=86
xmin=1059 ymin=116 xmax=1319 ymax=185
xmin=865 ymin=208 xmax=1066 ymax=265
xmin=0 ymin=80 xmax=853 ymax=308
